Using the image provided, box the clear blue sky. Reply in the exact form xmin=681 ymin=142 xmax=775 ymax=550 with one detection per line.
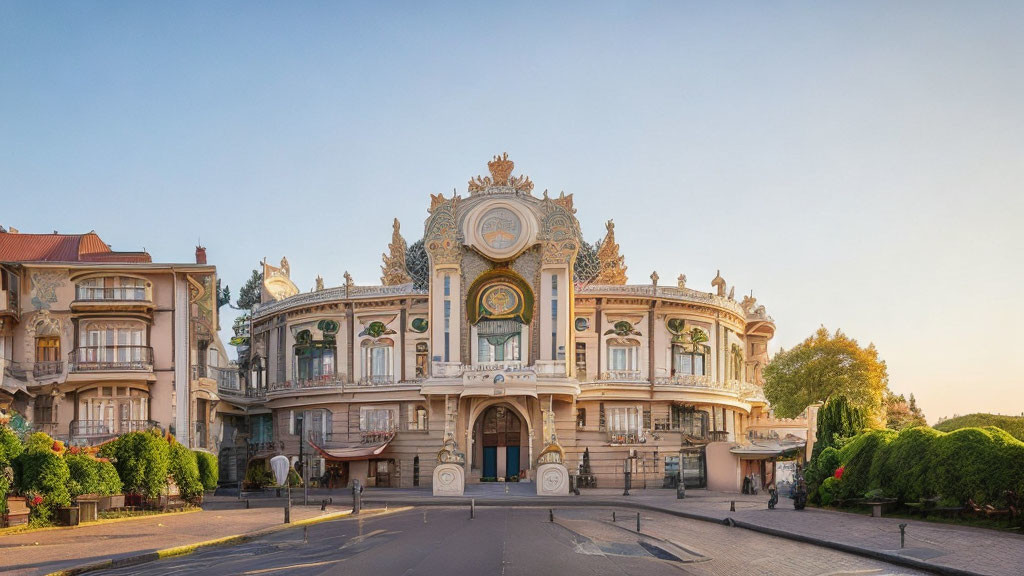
xmin=3 ymin=2 xmax=1022 ymax=422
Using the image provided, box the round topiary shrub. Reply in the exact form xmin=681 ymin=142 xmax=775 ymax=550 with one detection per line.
xmin=168 ymin=442 xmax=203 ymax=504
xmin=193 ymin=451 xmax=219 ymax=491
xmin=100 ymin=429 xmax=170 ymax=499
xmin=16 ymin=433 xmax=71 ymax=524
xmin=96 ymin=459 xmax=123 ymax=496
xmin=66 ymin=453 xmax=103 ymax=499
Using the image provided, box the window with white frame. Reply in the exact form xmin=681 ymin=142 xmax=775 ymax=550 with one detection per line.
xmin=607 ymin=339 xmax=639 ymax=371
xmin=360 ymin=407 xmax=395 ymax=432
xmin=606 ymin=406 xmax=639 ymax=433
xmin=672 ymin=344 xmax=706 ymax=376
xmin=79 ymin=322 xmax=146 ymax=363
xmin=361 ymin=340 xmax=393 ymax=383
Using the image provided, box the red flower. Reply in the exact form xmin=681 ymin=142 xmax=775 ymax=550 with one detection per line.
xmin=31 ymin=495 xmax=44 ymax=507
xmin=834 ymin=466 xmax=845 ymax=480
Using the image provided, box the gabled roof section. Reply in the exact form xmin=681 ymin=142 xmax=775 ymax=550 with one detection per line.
xmin=0 ymin=230 xmax=152 ymax=264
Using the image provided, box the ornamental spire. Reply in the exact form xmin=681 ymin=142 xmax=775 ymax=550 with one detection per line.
xmin=381 ymin=218 xmax=412 ymax=286
xmin=595 ymin=219 xmax=628 ymax=284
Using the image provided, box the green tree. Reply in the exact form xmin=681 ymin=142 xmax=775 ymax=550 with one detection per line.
xmin=815 ymin=395 xmax=870 ymax=454
xmin=216 ymin=279 xmax=231 ymax=311
xmin=235 ymin=269 xmax=263 ymax=311
xmin=405 ymin=239 xmax=429 ymax=291
xmin=763 ymin=327 xmax=888 ymax=419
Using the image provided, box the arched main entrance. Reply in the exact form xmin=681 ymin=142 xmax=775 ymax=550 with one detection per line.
xmin=479 ymin=405 xmax=522 ymax=480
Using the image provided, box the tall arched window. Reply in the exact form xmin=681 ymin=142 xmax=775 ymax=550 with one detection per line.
xmin=293 ymin=329 xmax=336 ymax=381
xmin=361 ymin=339 xmax=393 ymax=384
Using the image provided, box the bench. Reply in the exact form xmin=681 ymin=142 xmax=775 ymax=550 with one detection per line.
xmin=862 ymin=499 xmax=897 ymax=518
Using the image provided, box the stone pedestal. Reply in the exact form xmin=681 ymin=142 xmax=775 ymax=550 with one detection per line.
xmin=536 ymin=463 xmax=570 ymax=496
xmin=433 ymin=463 xmax=465 ymax=496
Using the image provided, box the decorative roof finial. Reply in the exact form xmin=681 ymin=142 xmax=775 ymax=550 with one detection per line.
xmin=380 ymin=218 xmax=412 ymax=286
xmin=711 ymin=270 xmax=727 ymax=297
xmin=595 ymin=220 xmax=628 ymax=284
xmin=314 ymin=275 xmax=324 ymax=292
xmin=650 ymin=271 xmax=659 ymax=287
xmin=468 ymin=153 xmax=534 ymax=194
xmin=677 ymin=274 xmax=687 ymax=289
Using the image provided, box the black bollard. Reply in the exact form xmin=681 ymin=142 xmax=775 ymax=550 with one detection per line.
xmin=730 ymin=501 xmax=735 ymax=512
xmin=471 ymin=499 xmax=475 ymax=519
xmin=899 ymin=523 xmax=907 ymax=548
xmin=549 ymin=509 xmax=554 ymax=522
xmin=612 ymin=511 xmax=616 ymax=522
xmin=636 ymin=512 xmax=641 ymax=533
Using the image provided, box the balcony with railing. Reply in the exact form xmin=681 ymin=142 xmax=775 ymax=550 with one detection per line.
xmin=356 ymin=374 xmax=395 ymax=387
xmin=69 ymin=346 xmax=153 ymax=372
xmin=268 ymin=375 xmax=346 ymax=395
xmin=33 ymin=361 xmax=64 ymax=378
xmin=70 ymin=418 xmax=159 ymax=439
xmin=0 ymin=289 xmax=20 ymax=321
xmin=71 ymin=284 xmax=155 ymax=313
xmin=598 ymin=370 xmax=646 ymax=382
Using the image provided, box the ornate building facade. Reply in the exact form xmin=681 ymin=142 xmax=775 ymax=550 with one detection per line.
xmin=230 ymin=155 xmax=808 ymax=492
xmin=0 ymin=228 xmax=227 ymax=451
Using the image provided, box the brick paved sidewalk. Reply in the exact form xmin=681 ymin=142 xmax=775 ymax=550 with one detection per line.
xmin=352 ymin=486 xmax=1024 ymax=576
xmin=0 ymin=502 xmax=350 ymax=576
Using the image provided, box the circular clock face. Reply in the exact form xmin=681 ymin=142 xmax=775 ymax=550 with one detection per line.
xmin=575 ymin=317 xmax=590 ymax=332
xmin=478 ymin=207 xmax=522 ymax=251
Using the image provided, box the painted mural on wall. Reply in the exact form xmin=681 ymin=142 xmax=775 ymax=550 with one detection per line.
xmin=187 ymin=273 xmax=217 ymax=340
xmin=30 ymin=270 xmax=66 ymax=310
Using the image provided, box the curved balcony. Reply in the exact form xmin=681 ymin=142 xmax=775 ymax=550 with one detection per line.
xmin=70 ymin=418 xmax=159 ymax=441
xmin=267 ymin=375 xmax=346 ymax=397
xmin=71 ymin=285 xmax=154 ymax=313
xmin=33 ymin=361 xmax=64 ymax=378
xmin=69 ymin=346 xmax=153 ymax=373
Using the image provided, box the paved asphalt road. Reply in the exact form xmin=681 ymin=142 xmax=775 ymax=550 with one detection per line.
xmin=95 ymin=506 xmax=930 ymax=576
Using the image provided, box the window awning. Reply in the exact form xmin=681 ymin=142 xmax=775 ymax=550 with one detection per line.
xmin=307 ymin=437 xmax=392 ymax=461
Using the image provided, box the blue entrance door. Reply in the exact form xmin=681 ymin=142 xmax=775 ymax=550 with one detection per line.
xmin=506 ymin=446 xmax=520 ymax=478
xmin=483 ymin=446 xmax=497 ymax=478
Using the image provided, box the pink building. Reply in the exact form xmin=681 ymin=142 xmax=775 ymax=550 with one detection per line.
xmin=0 ymin=227 xmax=224 ymax=451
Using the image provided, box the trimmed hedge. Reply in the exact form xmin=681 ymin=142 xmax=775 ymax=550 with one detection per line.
xmin=0 ymin=424 xmax=18 ymax=516
xmin=100 ymin=430 xmax=170 ymax=498
xmin=168 ymin=442 xmax=203 ymax=504
xmin=194 ymin=451 xmax=218 ymax=491
xmin=15 ymin=432 xmax=71 ymax=523
xmin=66 ymin=454 xmax=123 ymax=498
xmin=806 ymin=425 xmax=1024 ymax=509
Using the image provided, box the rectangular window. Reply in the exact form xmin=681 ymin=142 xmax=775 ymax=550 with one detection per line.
xmin=477 ymin=334 xmax=521 ymax=363
xmin=443 ymin=274 xmax=450 ymax=297
xmin=359 ymin=408 xmax=395 ymax=432
xmin=608 ymin=345 xmax=637 ymax=371
xmin=672 ymin=346 xmax=706 ymax=376
xmin=607 ymin=407 xmax=639 ymax=432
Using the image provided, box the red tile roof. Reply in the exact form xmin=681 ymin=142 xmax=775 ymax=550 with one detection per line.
xmin=0 ymin=231 xmax=152 ymax=263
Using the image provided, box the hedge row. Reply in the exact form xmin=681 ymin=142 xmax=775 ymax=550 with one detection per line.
xmin=1 ymin=425 xmax=218 ymax=524
xmin=807 ymin=426 xmax=1024 ymax=507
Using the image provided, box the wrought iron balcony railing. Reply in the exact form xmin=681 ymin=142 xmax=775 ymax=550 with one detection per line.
xmin=70 ymin=419 xmax=159 ymax=438
xmin=356 ymin=374 xmax=395 ymax=386
xmin=33 ymin=361 xmax=63 ymax=378
xmin=69 ymin=346 xmax=153 ymax=372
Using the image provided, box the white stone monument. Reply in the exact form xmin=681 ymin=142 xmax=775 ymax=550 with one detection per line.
xmin=536 ymin=462 xmax=570 ymax=496
xmin=433 ymin=463 xmax=465 ymax=496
